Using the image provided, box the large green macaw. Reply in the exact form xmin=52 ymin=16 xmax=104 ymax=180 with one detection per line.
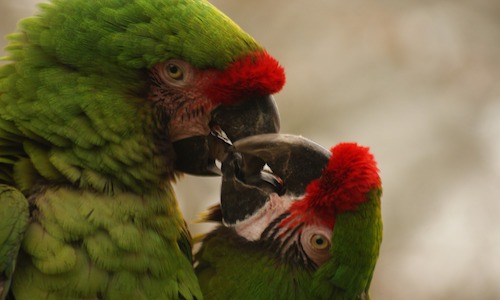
xmin=196 ymin=134 xmax=382 ymax=300
xmin=0 ymin=0 xmax=285 ymax=298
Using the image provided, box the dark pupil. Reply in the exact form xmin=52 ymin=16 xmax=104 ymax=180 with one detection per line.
xmin=315 ymin=237 xmax=324 ymax=245
xmin=168 ymin=65 xmax=179 ymax=74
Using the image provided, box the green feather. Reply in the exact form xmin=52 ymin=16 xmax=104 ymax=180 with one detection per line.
xmin=0 ymin=0 xmax=267 ymax=298
xmin=196 ymin=227 xmax=314 ymax=300
xmin=12 ymin=186 xmax=200 ymax=299
xmin=0 ymin=0 xmax=263 ymax=193
xmin=312 ymin=188 xmax=383 ymax=299
xmin=196 ymin=188 xmax=383 ymax=300
xmin=0 ymin=185 xmax=29 ymax=300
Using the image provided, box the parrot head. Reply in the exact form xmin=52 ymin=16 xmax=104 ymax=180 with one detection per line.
xmin=152 ymin=51 xmax=284 ymax=176
xmin=202 ymin=134 xmax=382 ymax=298
xmin=0 ymin=0 xmax=285 ymax=191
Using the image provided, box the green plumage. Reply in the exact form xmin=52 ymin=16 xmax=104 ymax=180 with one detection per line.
xmin=312 ymin=189 xmax=383 ymax=299
xmin=0 ymin=185 xmax=28 ymax=300
xmin=0 ymin=0 xmax=261 ymax=193
xmin=196 ymin=188 xmax=383 ymax=300
xmin=196 ymin=227 xmax=316 ymax=300
xmin=0 ymin=0 xmax=266 ymax=298
xmin=12 ymin=186 xmax=198 ymax=299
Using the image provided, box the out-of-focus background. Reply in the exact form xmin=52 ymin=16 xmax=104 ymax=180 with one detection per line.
xmin=2 ymin=0 xmax=500 ymax=298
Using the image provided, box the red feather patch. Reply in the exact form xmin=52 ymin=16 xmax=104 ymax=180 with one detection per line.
xmin=288 ymin=143 xmax=380 ymax=228
xmin=206 ymin=51 xmax=285 ymax=105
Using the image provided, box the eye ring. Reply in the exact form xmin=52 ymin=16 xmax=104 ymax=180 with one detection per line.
xmin=309 ymin=233 xmax=330 ymax=250
xmin=166 ymin=63 xmax=184 ymax=80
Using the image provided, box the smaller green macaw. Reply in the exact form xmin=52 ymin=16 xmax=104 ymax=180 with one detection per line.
xmin=196 ymin=134 xmax=382 ymax=300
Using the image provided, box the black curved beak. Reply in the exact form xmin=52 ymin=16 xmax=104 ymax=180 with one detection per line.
xmin=173 ymin=95 xmax=280 ymax=176
xmin=220 ymin=133 xmax=332 ymax=225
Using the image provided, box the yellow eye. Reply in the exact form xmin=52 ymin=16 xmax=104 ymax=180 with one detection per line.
xmin=166 ymin=63 xmax=183 ymax=80
xmin=310 ymin=233 xmax=330 ymax=250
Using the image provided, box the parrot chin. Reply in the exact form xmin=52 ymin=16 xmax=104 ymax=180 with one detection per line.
xmin=173 ymin=95 xmax=281 ymax=176
xmin=220 ymin=133 xmax=332 ymax=225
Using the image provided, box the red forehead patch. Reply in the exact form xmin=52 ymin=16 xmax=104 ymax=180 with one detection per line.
xmin=207 ymin=51 xmax=286 ymax=105
xmin=288 ymin=143 xmax=381 ymax=228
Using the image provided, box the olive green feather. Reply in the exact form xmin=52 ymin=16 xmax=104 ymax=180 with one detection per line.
xmin=0 ymin=0 xmax=267 ymax=298
xmin=0 ymin=0 xmax=262 ymax=194
xmin=0 ymin=185 xmax=29 ymax=300
xmin=195 ymin=188 xmax=382 ymax=300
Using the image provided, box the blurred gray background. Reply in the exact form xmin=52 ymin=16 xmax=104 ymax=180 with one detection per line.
xmin=2 ymin=0 xmax=500 ymax=299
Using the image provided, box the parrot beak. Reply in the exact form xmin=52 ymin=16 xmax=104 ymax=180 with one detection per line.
xmin=211 ymin=94 xmax=281 ymax=143
xmin=219 ymin=150 xmax=284 ymax=224
xmin=220 ymin=133 xmax=331 ymax=225
xmin=173 ymin=95 xmax=280 ymax=176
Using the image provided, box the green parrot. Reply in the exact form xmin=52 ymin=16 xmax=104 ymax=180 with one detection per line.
xmin=196 ymin=134 xmax=382 ymax=300
xmin=0 ymin=0 xmax=285 ymax=298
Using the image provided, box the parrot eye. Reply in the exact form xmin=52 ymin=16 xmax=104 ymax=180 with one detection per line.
xmin=309 ymin=233 xmax=330 ymax=250
xmin=153 ymin=59 xmax=192 ymax=87
xmin=166 ymin=63 xmax=184 ymax=80
xmin=300 ymin=226 xmax=332 ymax=266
